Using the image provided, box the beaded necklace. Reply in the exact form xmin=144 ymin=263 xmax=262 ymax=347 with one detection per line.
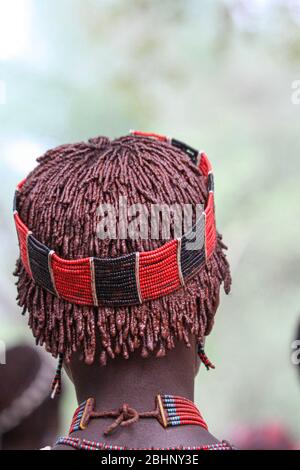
xmin=55 ymin=395 xmax=234 ymax=451
xmin=55 ymin=436 xmax=233 ymax=451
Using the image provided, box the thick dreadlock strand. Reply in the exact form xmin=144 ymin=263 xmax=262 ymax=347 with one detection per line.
xmin=14 ymin=135 xmax=231 ymax=364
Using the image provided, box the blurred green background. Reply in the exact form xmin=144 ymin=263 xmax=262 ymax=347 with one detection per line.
xmin=0 ymin=0 xmax=299 ymax=443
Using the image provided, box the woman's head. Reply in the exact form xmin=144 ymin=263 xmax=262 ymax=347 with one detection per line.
xmin=14 ymin=133 xmax=231 ymax=366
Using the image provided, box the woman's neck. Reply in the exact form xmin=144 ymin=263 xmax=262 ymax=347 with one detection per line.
xmin=71 ymin=340 xmax=197 ymax=410
xmin=56 ymin=339 xmax=220 ymax=450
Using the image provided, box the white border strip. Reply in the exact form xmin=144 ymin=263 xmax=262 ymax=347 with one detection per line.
xmin=48 ymin=250 xmax=60 ymax=298
xmin=177 ymin=238 xmax=185 ymax=288
xmin=135 ymin=253 xmax=143 ymax=304
xmin=90 ymin=258 xmax=99 ymax=307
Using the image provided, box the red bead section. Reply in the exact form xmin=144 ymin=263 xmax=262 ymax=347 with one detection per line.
xmin=69 ymin=401 xmax=87 ymax=434
xmin=16 ymin=179 xmax=27 ymax=191
xmin=51 ymin=254 xmax=94 ymax=306
xmin=131 ymin=130 xmax=168 ymax=142
xmin=205 ymin=193 xmax=216 ymax=259
xmin=199 ymin=353 xmax=215 ymax=371
xmin=199 ymin=152 xmax=212 ymax=177
xmin=14 ymin=212 xmax=32 ymax=277
xmin=139 ymin=240 xmax=181 ymax=302
xmin=198 ymin=346 xmax=216 ymax=371
xmin=161 ymin=395 xmax=208 ymax=431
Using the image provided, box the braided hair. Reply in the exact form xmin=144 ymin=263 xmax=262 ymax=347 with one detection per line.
xmin=14 ymin=134 xmax=231 ymax=365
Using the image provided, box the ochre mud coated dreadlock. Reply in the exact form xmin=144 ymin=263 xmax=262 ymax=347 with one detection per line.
xmin=14 ymin=135 xmax=231 ymax=365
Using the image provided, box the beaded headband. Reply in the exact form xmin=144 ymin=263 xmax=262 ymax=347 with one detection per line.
xmin=13 ymin=131 xmax=216 ymax=309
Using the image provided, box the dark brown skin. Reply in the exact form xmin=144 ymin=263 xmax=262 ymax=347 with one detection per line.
xmin=53 ymin=295 xmax=220 ymax=450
